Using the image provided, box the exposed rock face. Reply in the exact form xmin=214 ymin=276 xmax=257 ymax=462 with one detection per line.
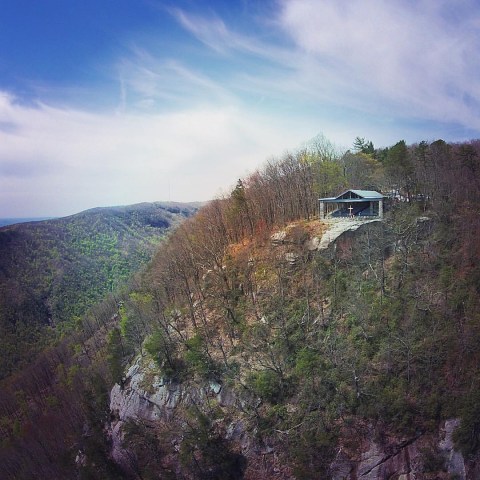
xmin=109 ymin=358 xmax=183 ymax=467
xmin=108 ymin=355 xmax=239 ymax=470
xmin=330 ymin=420 xmax=468 ymax=480
xmin=108 ymin=218 xmax=477 ymax=479
xmin=270 ymin=219 xmax=380 ymax=252
xmin=356 ymin=438 xmax=423 ymax=479
xmin=110 ymin=356 xmax=473 ymax=479
xmin=110 ymin=360 xmax=182 ymax=424
xmin=316 ymin=218 xmax=381 ymax=251
xmin=271 ymin=230 xmax=287 ymax=245
xmin=439 ymin=419 xmax=466 ymax=479
xmin=285 ymin=252 xmax=299 ymax=266
xmin=305 ymin=236 xmax=321 ymax=251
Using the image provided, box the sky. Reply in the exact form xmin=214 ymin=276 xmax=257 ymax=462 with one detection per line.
xmin=0 ymin=0 xmax=479 ymax=217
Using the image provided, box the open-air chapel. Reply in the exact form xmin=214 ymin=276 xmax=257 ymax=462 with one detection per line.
xmin=319 ymin=189 xmax=384 ymax=219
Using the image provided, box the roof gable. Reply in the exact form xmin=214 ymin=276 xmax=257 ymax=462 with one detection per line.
xmin=319 ymin=189 xmax=384 ymax=201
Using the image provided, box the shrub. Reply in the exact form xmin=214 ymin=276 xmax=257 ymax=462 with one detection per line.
xmin=247 ymin=370 xmax=283 ymax=404
xmin=184 ymin=335 xmax=220 ymax=380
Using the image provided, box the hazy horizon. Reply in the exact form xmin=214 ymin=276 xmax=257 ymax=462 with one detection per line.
xmin=0 ymin=217 xmax=57 ymax=228
xmin=0 ymin=198 xmax=204 ymax=223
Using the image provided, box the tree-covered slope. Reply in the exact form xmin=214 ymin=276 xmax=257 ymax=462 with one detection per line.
xmin=0 ymin=201 xmax=199 ymax=378
xmin=103 ymin=139 xmax=480 ymax=478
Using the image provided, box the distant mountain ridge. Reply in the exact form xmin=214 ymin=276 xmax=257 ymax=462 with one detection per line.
xmin=0 ymin=217 xmax=56 ymax=227
xmin=0 ymin=201 xmax=199 ymax=378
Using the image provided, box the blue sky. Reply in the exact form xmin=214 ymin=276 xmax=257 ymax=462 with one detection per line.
xmin=1 ymin=0 xmax=479 ymax=217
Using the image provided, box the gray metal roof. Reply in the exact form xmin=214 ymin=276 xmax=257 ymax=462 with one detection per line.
xmin=319 ymin=189 xmax=384 ymax=202
xmin=349 ymin=189 xmax=384 ymax=199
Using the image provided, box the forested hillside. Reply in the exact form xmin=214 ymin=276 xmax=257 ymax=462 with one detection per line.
xmin=106 ymin=138 xmax=480 ymax=478
xmin=0 ymin=202 xmax=198 ymax=378
xmin=1 ymin=138 xmax=480 ymax=479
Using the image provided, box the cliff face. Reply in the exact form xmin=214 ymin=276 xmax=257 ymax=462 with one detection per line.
xmin=109 ymin=357 xmax=182 ymax=470
xmin=109 ymin=355 xmax=245 ymax=475
xmin=331 ymin=419 xmax=468 ymax=479
xmin=109 ymin=358 xmax=474 ymax=479
xmin=107 ymin=216 xmax=480 ymax=479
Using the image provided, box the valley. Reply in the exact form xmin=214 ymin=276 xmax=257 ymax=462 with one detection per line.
xmin=0 ymin=202 xmax=199 ymax=378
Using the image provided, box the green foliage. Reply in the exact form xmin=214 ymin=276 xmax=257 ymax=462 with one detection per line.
xmin=144 ymin=328 xmax=180 ymax=378
xmin=313 ymin=159 xmax=346 ymax=197
xmin=144 ymin=329 xmax=166 ymax=366
xmin=79 ymin=372 xmax=127 ymax=479
xmin=294 ymin=347 xmax=320 ymax=378
xmin=247 ymin=369 xmax=284 ymax=404
xmin=420 ymin=443 xmax=446 ymax=473
xmin=106 ymin=327 xmax=124 ymax=385
xmin=118 ymin=305 xmax=143 ymax=353
xmin=384 ymin=139 xmax=416 ymax=197
xmin=122 ymin=419 xmax=175 ymax=480
xmin=5 ymin=137 xmax=480 ymax=478
xmin=366 ymin=379 xmax=416 ymax=431
xmin=342 ymin=151 xmax=383 ymax=189
xmin=353 ymin=136 xmax=375 ymax=155
xmin=184 ymin=334 xmax=219 ymax=380
xmin=288 ymin=411 xmax=338 ymax=480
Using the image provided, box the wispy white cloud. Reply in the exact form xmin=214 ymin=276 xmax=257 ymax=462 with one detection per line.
xmin=117 ymin=53 xmax=236 ymax=110
xmin=165 ymin=1 xmax=480 ymax=130
xmin=0 ymin=91 xmax=310 ymax=217
xmin=275 ymin=0 xmax=480 ymax=127
xmin=83 ymin=2 xmax=480 ymax=145
xmin=170 ymin=7 xmax=284 ymax=60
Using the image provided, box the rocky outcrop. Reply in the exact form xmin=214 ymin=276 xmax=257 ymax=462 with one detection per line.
xmin=108 ymin=355 xmax=239 ymax=469
xmin=110 ymin=360 xmax=182 ymax=423
xmin=271 ymin=219 xmax=381 ymax=255
xmin=109 ymin=357 xmax=181 ymax=467
xmin=330 ymin=420 xmax=467 ymax=480
xmin=316 ymin=218 xmax=381 ymax=251
xmin=271 ymin=230 xmax=287 ymax=245
xmin=108 ymin=216 xmax=476 ymax=479
xmin=439 ymin=419 xmax=466 ymax=479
